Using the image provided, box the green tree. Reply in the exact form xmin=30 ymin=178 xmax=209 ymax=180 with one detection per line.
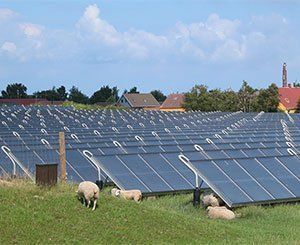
xmin=183 ymin=85 xmax=214 ymax=111
xmin=1 ymin=83 xmax=28 ymax=98
xmin=128 ymin=86 xmax=139 ymax=93
xmin=150 ymin=90 xmax=167 ymax=103
xmin=254 ymin=83 xmax=279 ymax=112
xmin=34 ymin=86 xmax=68 ymax=101
xmin=112 ymin=86 xmax=119 ymax=101
xmin=208 ymin=89 xmax=223 ymax=111
xmin=265 ymin=83 xmax=279 ymax=112
xmin=34 ymin=88 xmax=59 ymax=101
xmin=68 ymin=86 xmax=89 ymax=104
xmin=220 ymin=89 xmax=239 ymax=111
xmin=238 ymin=81 xmax=257 ymax=112
xmin=293 ymin=81 xmax=300 ymax=87
xmin=89 ymin=85 xmax=118 ymax=104
xmin=57 ymin=86 xmax=68 ymax=101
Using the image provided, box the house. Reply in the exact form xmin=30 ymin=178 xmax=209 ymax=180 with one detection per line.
xmin=277 ymin=63 xmax=300 ymax=113
xmin=160 ymin=93 xmax=185 ymax=111
xmin=118 ymin=93 xmax=160 ymax=109
xmin=278 ymin=87 xmax=300 ymax=113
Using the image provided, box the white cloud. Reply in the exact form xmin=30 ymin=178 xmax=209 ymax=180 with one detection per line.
xmin=0 ymin=4 xmax=298 ymax=66
xmin=76 ymin=4 xmax=120 ymax=46
xmin=0 ymin=8 xmax=16 ymax=22
xmin=206 ymin=14 xmax=240 ymax=40
xmin=19 ymin=23 xmax=43 ymax=38
xmin=211 ymin=39 xmax=245 ymax=61
xmin=1 ymin=41 xmax=17 ymax=53
xmin=76 ymin=4 xmax=169 ymax=59
xmin=172 ymin=14 xmax=240 ymax=44
xmin=171 ymin=14 xmax=242 ymax=61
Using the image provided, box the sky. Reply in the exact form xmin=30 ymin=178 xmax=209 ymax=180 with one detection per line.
xmin=0 ymin=0 xmax=300 ymax=96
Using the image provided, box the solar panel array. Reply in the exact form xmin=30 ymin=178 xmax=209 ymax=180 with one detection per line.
xmin=0 ymin=105 xmax=299 ymax=207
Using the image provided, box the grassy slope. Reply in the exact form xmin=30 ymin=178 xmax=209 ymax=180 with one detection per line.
xmin=0 ymin=181 xmax=299 ymax=244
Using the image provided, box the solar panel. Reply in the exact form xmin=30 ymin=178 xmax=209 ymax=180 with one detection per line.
xmin=1 ymin=106 xmax=300 ymax=207
xmin=183 ymin=155 xmax=300 ymax=207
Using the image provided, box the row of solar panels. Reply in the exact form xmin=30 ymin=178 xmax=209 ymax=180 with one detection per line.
xmin=0 ymin=106 xmax=299 ymax=207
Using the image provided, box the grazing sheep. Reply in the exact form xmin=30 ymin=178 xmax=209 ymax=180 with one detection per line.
xmin=206 ymin=206 xmax=236 ymax=220
xmin=111 ymin=188 xmax=142 ymax=202
xmin=77 ymin=181 xmax=100 ymax=211
xmin=202 ymin=193 xmax=220 ymax=207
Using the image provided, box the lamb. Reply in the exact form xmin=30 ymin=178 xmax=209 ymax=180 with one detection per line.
xmin=76 ymin=181 xmax=100 ymax=211
xmin=202 ymin=193 xmax=222 ymax=207
xmin=111 ymin=188 xmax=142 ymax=202
xmin=206 ymin=206 xmax=236 ymax=220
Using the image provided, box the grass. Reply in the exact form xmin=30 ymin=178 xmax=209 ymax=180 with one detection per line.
xmin=0 ymin=180 xmax=299 ymax=244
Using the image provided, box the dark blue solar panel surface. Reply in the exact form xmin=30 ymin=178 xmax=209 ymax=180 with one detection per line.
xmin=0 ymin=106 xmax=299 ymax=207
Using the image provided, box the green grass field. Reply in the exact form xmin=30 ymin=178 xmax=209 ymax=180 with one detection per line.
xmin=0 ymin=180 xmax=299 ymax=244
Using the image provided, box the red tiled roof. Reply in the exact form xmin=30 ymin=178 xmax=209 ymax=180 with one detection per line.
xmin=160 ymin=93 xmax=185 ymax=109
xmin=0 ymin=98 xmax=48 ymax=105
xmin=278 ymin=87 xmax=300 ymax=110
xmin=0 ymin=98 xmax=65 ymax=106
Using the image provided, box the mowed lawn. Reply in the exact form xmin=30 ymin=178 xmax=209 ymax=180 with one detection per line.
xmin=0 ymin=180 xmax=299 ymax=244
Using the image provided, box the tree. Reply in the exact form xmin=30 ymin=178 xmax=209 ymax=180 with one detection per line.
xmin=89 ymin=85 xmax=119 ymax=104
xmin=253 ymin=83 xmax=279 ymax=112
xmin=183 ymin=85 xmax=214 ymax=111
xmin=57 ymin=86 xmax=68 ymax=101
xmin=219 ymin=89 xmax=239 ymax=112
xmin=265 ymin=83 xmax=279 ymax=112
xmin=238 ymin=81 xmax=257 ymax=112
xmin=68 ymin=86 xmax=89 ymax=104
xmin=34 ymin=88 xmax=59 ymax=101
xmin=128 ymin=86 xmax=139 ymax=93
xmin=1 ymin=83 xmax=28 ymax=98
xmin=293 ymin=81 xmax=300 ymax=87
xmin=150 ymin=90 xmax=166 ymax=103
xmin=112 ymin=86 xmax=119 ymax=101
xmin=34 ymin=86 xmax=69 ymax=101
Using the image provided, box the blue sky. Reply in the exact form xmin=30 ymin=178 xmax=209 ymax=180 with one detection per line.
xmin=0 ymin=0 xmax=300 ymax=96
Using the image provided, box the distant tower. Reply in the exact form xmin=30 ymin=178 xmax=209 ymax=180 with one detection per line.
xmin=282 ymin=62 xmax=287 ymax=87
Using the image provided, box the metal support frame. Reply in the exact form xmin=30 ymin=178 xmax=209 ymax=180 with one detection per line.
xmin=178 ymin=154 xmax=201 ymax=206
xmin=1 ymin=145 xmax=34 ymax=180
xmin=83 ymin=150 xmax=102 ymax=182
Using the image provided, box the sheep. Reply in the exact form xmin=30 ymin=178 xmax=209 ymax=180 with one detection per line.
xmin=202 ymin=193 xmax=224 ymax=207
xmin=206 ymin=206 xmax=236 ymax=220
xmin=76 ymin=181 xmax=100 ymax=211
xmin=111 ymin=188 xmax=142 ymax=203
xmin=202 ymin=193 xmax=220 ymax=207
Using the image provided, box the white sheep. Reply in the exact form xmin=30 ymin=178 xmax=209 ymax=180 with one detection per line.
xmin=206 ymin=206 xmax=236 ymax=220
xmin=202 ymin=193 xmax=220 ymax=207
xmin=111 ymin=188 xmax=142 ymax=202
xmin=202 ymin=193 xmax=225 ymax=207
xmin=77 ymin=181 xmax=100 ymax=211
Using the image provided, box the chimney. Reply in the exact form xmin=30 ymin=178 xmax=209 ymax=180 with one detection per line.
xmin=282 ymin=63 xmax=287 ymax=87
